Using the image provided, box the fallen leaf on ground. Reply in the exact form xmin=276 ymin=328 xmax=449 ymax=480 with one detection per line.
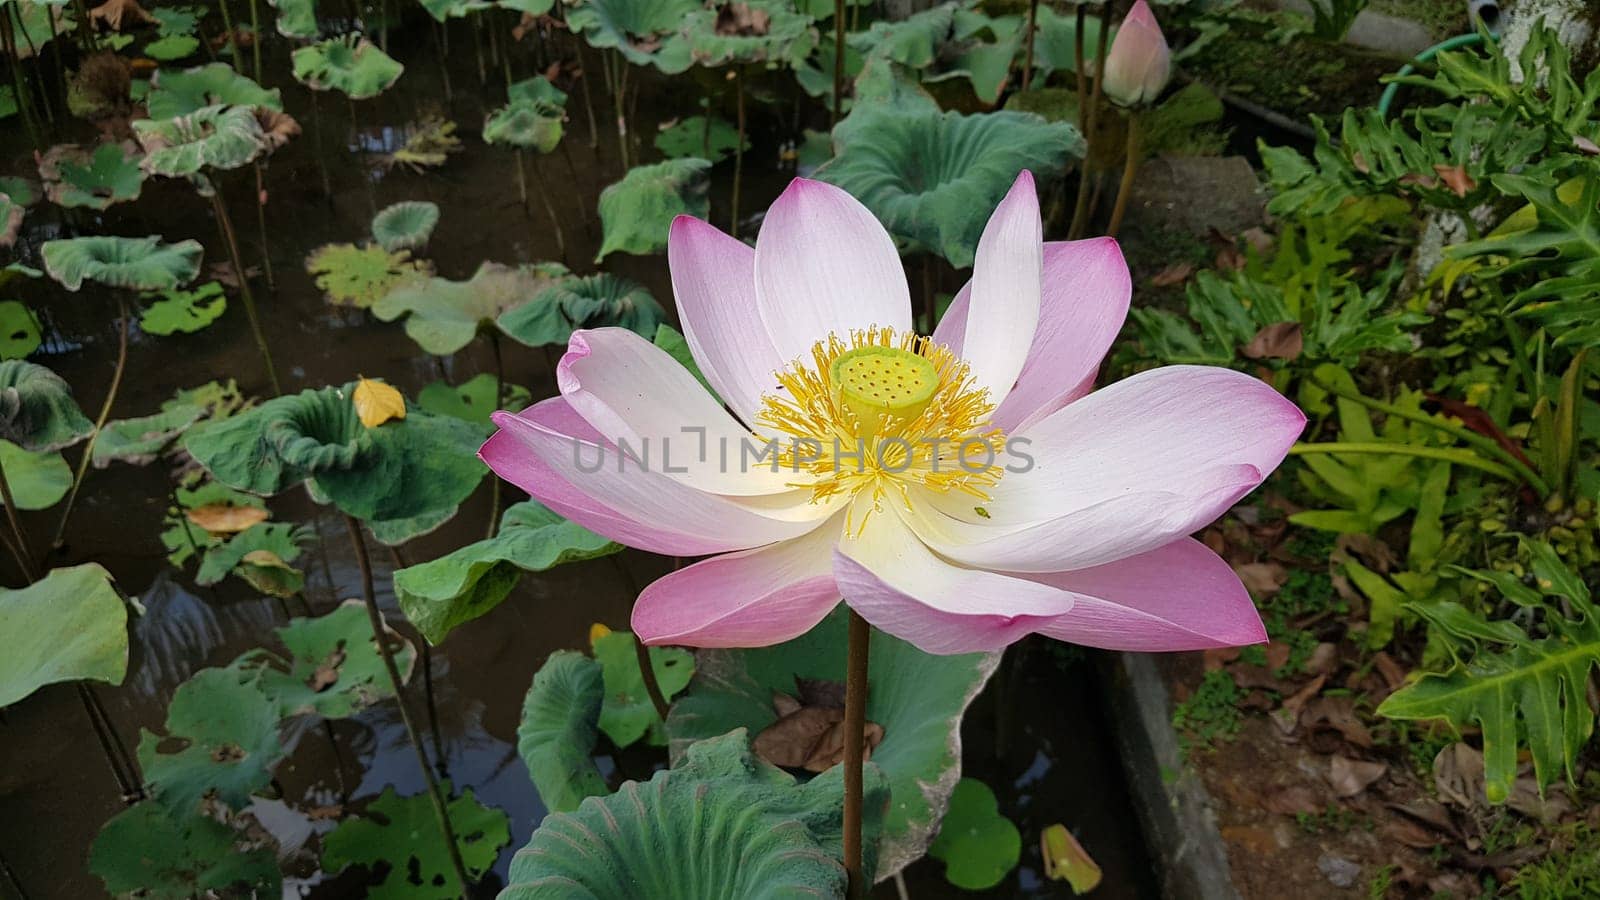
xmin=1372 ymin=651 xmax=1407 ymax=689
xmin=1433 ymin=743 xmax=1484 ymax=809
xmin=1433 ymin=164 xmax=1475 ymax=197
xmin=1240 ymin=322 xmax=1303 ymax=361
xmin=1149 ymin=262 xmax=1194 ymax=287
xmin=753 ymin=693 xmax=883 ymax=773
xmin=1233 ymin=561 xmax=1287 ymax=596
xmin=1263 ymin=784 xmax=1321 ymax=815
xmin=1328 ymin=755 xmax=1387 ymax=797
xmin=1279 ymin=674 xmax=1326 ymax=721
xmin=1335 ymin=533 xmax=1398 ymax=572
xmin=1304 ymin=643 xmax=1339 ymax=676
xmin=1386 ymin=799 xmax=1456 ymax=837
xmin=187 ymin=503 xmax=269 ymax=534
xmin=1303 ymin=696 xmax=1373 ymax=748
xmin=1202 ymin=647 xmax=1240 ymax=671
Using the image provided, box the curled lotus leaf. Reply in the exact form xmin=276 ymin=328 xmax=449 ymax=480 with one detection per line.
xmin=42 ymin=235 xmax=203 ymax=292
xmin=183 ymin=386 xmax=375 ymax=495
xmin=0 ymin=195 xmax=19 ymax=249
xmin=501 ymin=730 xmax=889 ymax=899
xmin=37 ymin=141 xmax=145 ymax=210
xmin=517 ymin=651 xmax=610 ymax=814
xmin=146 ymin=63 xmax=283 ymax=119
xmin=134 ymin=104 xmax=272 ymax=176
xmin=292 ymin=35 xmax=404 ymax=100
xmin=0 ymin=563 xmax=127 ymax=708
xmin=373 ymin=261 xmax=569 ymax=356
xmin=497 ymin=272 xmax=666 ymax=348
xmin=848 ymin=1 xmax=953 ymax=69
xmin=816 ymin=105 xmax=1082 ymax=266
xmin=370 ymin=201 xmax=440 ymax=252
xmin=305 ymin=242 xmax=429 ymax=308
xmin=565 ymin=0 xmax=699 ymax=72
xmin=267 ymin=0 xmax=317 ymax=38
xmin=680 ymin=0 xmax=819 ymax=69
xmin=0 ymin=441 xmax=71 ymax=509
xmin=484 ymin=102 xmax=563 ymax=154
xmin=0 ymin=360 xmax=96 ymax=451
xmin=594 ymin=158 xmax=711 ymax=261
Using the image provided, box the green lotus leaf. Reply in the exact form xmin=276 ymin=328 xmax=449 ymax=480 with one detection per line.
xmin=313 ymin=406 xmax=487 ymax=525
xmin=152 ymin=6 xmax=200 ymax=36
xmin=146 ymin=63 xmax=282 ymax=119
xmin=268 ymin=0 xmax=317 ymax=37
xmin=0 ymin=194 xmax=20 ymax=248
xmin=145 ymin=35 xmax=201 ymax=61
xmin=655 ymin=114 xmax=746 ymax=162
xmin=518 ymin=650 xmax=610 ymax=813
xmin=681 ymin=0 xmax=818 ymax=68
xmin=502 ymin=729 xmax=889 ymax=898
xmin=565 ymin=0 xmax=698 ymax=71
xmin=370 ymin=200 xmax=440 ymax=252
xmin=373 ymin=261 xmax=568 ymax=355
xmin=849 ymin=1 xmax=954 ymax=68
xmin=0 ymin=176 xmax=39 ymax=207
xmin=42 ymin=235 xmax=203 ymax=292
xmin=196 ymin=521 xmax=311 ymax=587
xmin=0 ymin=300 xmax=42 ymax=358
xmin=134 ymin=104 xmax=272 ymax=176
xmin=160 ymin=479 xmax=262 ymax=567
xmin=595 ymin=158 xmax=710 ymax=261
xmin=0 ymin=440 xmax=69 ymax=509
xmin=305 ymin=242 xmax=429 ymax=308
xmin=92 ymin=401 xmax=206 ymax=467
xmin=0 ymin=563 xmax=126 ymax=707
xmin=0 ymin=360 xmax=94 ymax=452
xmin=139 ymin=280 xmax=226 ymax=335
xmin=667 ymin=607 xmax=1000 ymax=878
xmin=394 ymin=501 xmax=619 ymax=644
xmin=417 ymin=373 xmax=531 ymax=426
xmin=496 ymin=272 xmax=666 ymax=348
xmin=419 ymin=0 xmax=491 ymax=19
xmin=499 ymin=0 xmax=554 ymax=13
xmin=182 ymin=385 xmax=376 ymax=495
xmin=292 ymin=35 xmax=404 ymax=100
xmin=816 ymin=105 xmax=1082 ymax=266
xmin=928 ymin=778 xmax=1021 ymax=890
xmin=483 ymin=99 xmax=564 ymax=153
xmin=241 ymin=600 xmax=415 ymax=719
xmin=592 ymin=628 xmax=693 ymax=748
xmin=322 ymin=782 xmax=510 ymax=897
xmin=1030 ymin=4 xmax=1107 ymax=79
xmin=40 ymin=142 xmax=145 ymax=210
xmin=89 ymin=801 xmax=279 ymax=900
xmin=136 ymin=666 xmax=286 ymax=814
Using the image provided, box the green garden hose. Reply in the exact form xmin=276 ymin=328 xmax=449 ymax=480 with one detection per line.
xmin=1377 ymin=32 xmax=1488 ymax=118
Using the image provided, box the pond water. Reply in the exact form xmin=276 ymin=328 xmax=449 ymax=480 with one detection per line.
xmin=0 ymin=18 xmax=1157 ymax=898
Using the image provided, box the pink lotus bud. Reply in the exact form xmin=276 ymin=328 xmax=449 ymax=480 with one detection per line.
xmin=1102 ymin=0 xmax=1171 ymax=107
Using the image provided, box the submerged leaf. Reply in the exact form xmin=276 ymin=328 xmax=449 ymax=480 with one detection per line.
xmin=322 ymin=782 xmax=510 ymax=896
xmin=0 ymin=564 xmax=127 ymax=707
xmin=292 ymin=35 xmax=404 ymax=99
xmin=42 ymin=235 xmax=204 ymax=292
xmin=243 ymin=600 xmax=415 ymax=719
xmin=370 ymin=200 xmax=440 ymax=252
xmin=655 ymin=115 xmax=746 ymax=162
xmin=517 ymin=651 xmax=610 ymax=813
xmin=596 ymin=158 xmax=711 ymax=261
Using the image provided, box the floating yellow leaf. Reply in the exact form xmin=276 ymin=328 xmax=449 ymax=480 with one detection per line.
xmin=588 ymin=623 xmax=613 ymax=646
xmin=353 ymin=377 xmax=406 ymax=428
xmin=1040 ymin=823 xmax=1101 ymax=894
xmin=186 ymin=502 xmax=268 ymax=534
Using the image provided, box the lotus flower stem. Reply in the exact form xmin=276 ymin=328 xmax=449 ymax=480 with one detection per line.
xmin=528 ymin=156 xmax=567 ymax=258
xmin=514 ymin=149 xmax=530 ymax=208
xmin=1073 ymin=4 xmax=1087 ymax=133
xmin=0 ymin=455 xmax=36 ymax=582
xmin=1068 ymin=0 xmax=1117 ymax=239
xmin=392 ymin=538 xmax=450 ymax=774
xmin=216 ymin=0 xmax=243 ymax=73
xmin=76 ymin=682 xmax=144 ymax=803
xmin=607 ymin=555 xmax=671 ymax=719
xmin=731 ymin=69 xmax=746 ymax=238
xmin=308 ymin=91 xmax=334 ymax=201
xmin=432 ymin=21 xmax=453 ymax=104
xmin=576 ymin=43 xmax=598 ymax=148
xmin=0 ymin=528 xmax=30 ymax=582
xmin=209 ymin=189 xmax=282 ymax=395
xmin=832 ymin=0 xmax=844 ymax=123
xmin=253 ymin=163 xmax=275 ymax=291
xmin=345 ymin=515 xmax=474 ymax=895
xmin=842 ymin=608 xmax=871 ymax=899
xmin=51 ymin=298 xmax=130 ymax=552
xmin=1022 ymin=0 xmax=1039 ymax=90
xmin=613 ymin=53 xmax=632 ymax=169
xmin=8 ymin=4 xmax=53 ymax=126
xmin=379 ymin=0 xmax=389 ymax=52
xmin=247 ymin=0 xmax=262 ymax=81
xmin=1106 ymin=111 xmax=1139 ymax=237
xmin=0 ymin=14 xmax=41 ymax=148
xmin=472 ymin=12 xmax=487 ymax=84
xmin=487 ymin=330 xmax=506 ymax=539
xmin=69 ymin=0 xmax=97 ymax=52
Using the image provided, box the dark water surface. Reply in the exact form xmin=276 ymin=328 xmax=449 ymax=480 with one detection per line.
xmin=0 ymin=17 xmax=1154 ymax=898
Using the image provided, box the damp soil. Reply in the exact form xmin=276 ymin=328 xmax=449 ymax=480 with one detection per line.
xmin=0 ymin=16 xmax=1158 ymax=899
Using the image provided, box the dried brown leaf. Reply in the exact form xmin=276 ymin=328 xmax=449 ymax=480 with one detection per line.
xmin=1240 ymin=322 xmax=1303 ymax=361
xmin=1328 ymin=755 xmax=1387 ymax=797
xmin=187 ymin=503 xmax=269 ymax=534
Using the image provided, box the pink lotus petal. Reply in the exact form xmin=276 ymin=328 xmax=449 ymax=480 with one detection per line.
xmin=1029 ymin=538 xmax=1266 ymax=650
xmin=667 ymin=215 xmax=784 ymax=425
xmin=960 ymin=171 xmax=1041 ymax=402
xmin=633 ymin=524 xmax=842 ymax=648
xmin=481 ymin=399 xmax=830 ymax=556
xmin=754 ymin=178 xmax=912 ymax=364
xmin=556 ymin=327 xmax=792 ymax=496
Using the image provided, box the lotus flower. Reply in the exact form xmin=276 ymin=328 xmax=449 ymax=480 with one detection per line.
xmin=1102 ymin=0 xmax=1171 ymax=107
xmin=481 ymin=174 xmax=1304 ymax=655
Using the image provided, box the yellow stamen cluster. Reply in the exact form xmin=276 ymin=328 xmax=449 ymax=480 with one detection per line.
xmin=754 ymin=327 xmax=1007 ymax=517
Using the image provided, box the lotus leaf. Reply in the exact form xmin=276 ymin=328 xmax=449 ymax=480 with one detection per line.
xmin=146 ymin=64 xmax=282 ymax=119
xmin=419 ymin=0 xmax=490 ymax=19
xmin=134 ymin=104 xmax=272 ymax=175
xmin=667 ymin=607 xmax=1000 ymax=879
xmin=43 ymin=235 xmax=203 ymax=292
xmin=817 ymin=105 xmax=1081 ymax=266
xmin=0 ymin=360 xmax=94 ymax=451
xmin=681 ymin=0 xmax=818 ymax=68
xmin=501 ymin=730 xmax=889 ymax=898
xmin=39 ymin=142 xmax=145 ymax=210
xmin=268 ymin=0 xmax=316 ymax=37
xmin=196 ymin=521 xmax=310 ymax=587
xmin=655 ymin=114 xmax=745 ymax=162
xmin=927 ymin=778 xmax=1021 ymax=890
xmin=136 ymin=666 xmax=286 ymax=814
xmin=305 ymin=242 xmax=428 ymax=308
xmin=499 ymin=0 xmax=554 ymax=13
xmin=241 ymin=600 xmax=415 ymax=719
xmin=373 ymin=261 xmax=568 ymax=355
xmin=0 ymin=563 xmax=126 ymax=707
xmin=483 ymin=96 xmax=564 ymax=153
xmin=564 ymin=0 xmax=699 ymax=71
xmin=393 ymin=501 xmax=619 ymax=644
xmin=417 ymin=374 xmax=531 ymax=426
xmin=0 ymin=440 xmax=69 ymax=509
xmin=322 ymin=782 xmax=510 ymax=897
xmin=89 ymin=801 xmax=279 ymax=900
xmin=517 ymin=651 xmax=609 ymax=813
xmin=0 ymin=177 xmax=40 ymax=208
xmin=497 ymin=272 xmax=666 ymax=348
xmin=151 ymin=5 xmax=199 ymax=35
xmin=160 ymin=479 xmax=262 ymax=567
xmin=0 ymin=86 xmax=14 ymax=120
xmin=0 ymin=300 xmax=42 ymax=358
xmin=139 ymin=280 xmax=226 ymax=335
xmin=0 ymin=195 xmax=19 ymax=248
xmin=370 ymin=200 xmax=440 ymax=252
xmin=292 ymin=35 xmax=404 ymax=100
xmin=594 ymin=158 xmax=710 ymax=261
xmin=144 ymin=35 xmax=201 ymax=61
xmin=592 ymin=628 xmax=693 ymax=747
xmin=92 ymin=401 xmax=206 ymax=467
xmin=849 ymin=1 xmax=954 ymax=68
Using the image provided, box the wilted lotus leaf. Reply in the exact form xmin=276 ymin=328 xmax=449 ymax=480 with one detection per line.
xmin=186 ymin=501 xmax=268 ymax=534
xmin=848 ymin=1 xmax=954 ymax=68
xmin=323 ymin=782 xmax=510 ymax=894
xmin=42 ymin=235 xmax=203 ymax=292
xmin=565 ymin=0 xmax=699 ymax=71
xmin=93 ymin=380 xmax=242 ymax=469
xmin=497 ymin=271 xmax=666 ymax=348
xmin=0 ymin=360 xmax=95 ymax=451
xmin=500 ymin=730 xmax=888 ymax=898
xmin=134 ymin=105 xmax=272 ymax=176
xmin=595 ymin=158 xmax=710 ymax=261
xmin=292 ymin=35 xmax=403 ymax=100
xmin=374 ymin=261 xmax=569 ymax=355
xmin=817 ymin=104 xmax=1082 ymax=266
xmin=682 ymin=0 xmax=818 ymax=68
xmin=499 ymin=0 xmax=554 ymax=15
xmin=136 ymin=666 xmax=285 ymax=814
xmin=140 ymin=280 xmax=226 ymax=335
xmin=667 ymin=607 xmax=1000 ymax=879
xmin=393 ymin=501 xmax=619 ymax=644
xmin=0 ymin=563 xmax=126 ymax=707
xmin=417 ymin=373 xmax=530 ymax=426
xmin=90 ymin=801 xmax=279 ymax=900
xmin=0 ymin=301 xmax=41 ymax=359
xmin=146 ymin=63 xmax=282 ymax=119
xmin=0 ymin=440 xmax=70 ymax=509
xmin=380 ymin=115 xmax=462 ymax=172
xmin=518 ymin=651 xmax=610 ymax=813
xmin=483 ymin=79 xmax=567 ymax=154
xmin=88 ymin=0 xmax=155 ymax=30
xmin=38 ymin=141 xmax=145 ymax=210
xmin=240 ymin=600 xmax=415 ymax=719
xmin=268 ymin=0 xmax=317 ymax=38
xmin=370 ymin=200 xmax=439 ymax=252
xmin=67 ymin=52 xmax=133 ymax=118
xmin=305 ymin=242 xmax=427 ymax=308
